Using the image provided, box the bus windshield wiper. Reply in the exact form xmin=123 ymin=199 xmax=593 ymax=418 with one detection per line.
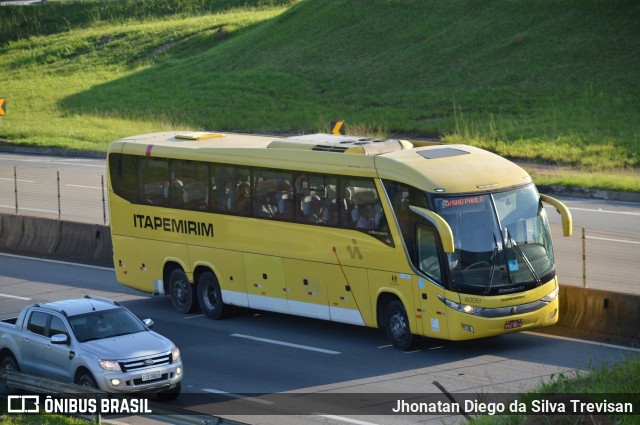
xmin=485 ymin=233 xmax=500 ymax=293
xmin=505 ymin=228 xmax=541 ymax=285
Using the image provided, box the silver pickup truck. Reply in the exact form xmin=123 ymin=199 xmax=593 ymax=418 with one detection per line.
xmin=0 ymin=296 xmax=182 ymax=399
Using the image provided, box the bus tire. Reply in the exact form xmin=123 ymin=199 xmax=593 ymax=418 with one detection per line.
xmin=384 ymin=300 xmax=415 ymax=350
xmin=197 ymin=271 xmax=227 ymax=320
xmin=169 ymin=268 xmax=198 ymax=314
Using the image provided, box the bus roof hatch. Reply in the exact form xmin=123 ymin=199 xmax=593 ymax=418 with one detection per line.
xmin=174 ymin=132 xmax=225 ymax=141
xmin=267 ymin=133 xmax=413 ymax=155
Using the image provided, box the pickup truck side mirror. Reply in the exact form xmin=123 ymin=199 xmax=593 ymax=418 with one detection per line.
xmin=51 ymin=334 xmax=69 ymax=345
xmin=143 ymin=318 xmax=154 ymax=329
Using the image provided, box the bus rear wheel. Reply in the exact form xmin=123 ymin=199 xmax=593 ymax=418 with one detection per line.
xmin=197 ymin=271 xmax=228 ymax=320
xmin=169 ymin=269 xmax=198 ymax=314
xmin=384 ymin=300 xmax=415 ymax=350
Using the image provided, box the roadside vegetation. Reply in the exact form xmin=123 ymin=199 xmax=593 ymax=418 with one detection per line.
xmin=470 ymin=354 xmax=640 ymax=425
xmin=3 ymin=355 xmax=638 ymax=424
xmin=0 ymin=415 xmax=88 ymax=425
xmin=0 ymin=0 xmax=638 ymax=191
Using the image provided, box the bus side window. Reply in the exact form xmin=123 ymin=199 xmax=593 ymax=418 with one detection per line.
xmin=416 ymin=224 xmax=442 ymax=283
xmin=229 ymin=168 xmax=252 ymax=216
xmin=108 ymin=153 xmax=138 ymax=203
xmin=182 ymin=162 xmax=208 ymax=210
xmin=347 ymin=180 xmax=385 ymax=231
xmin=294 ymin=173 xmax=336 ymax=225
xmin=253 ymin=169 xmax=293 ymax=219
xmin=210 ymin=166 xmax=231 ymax=212
xmin=139 ymin=157 xmax=169 ymax=207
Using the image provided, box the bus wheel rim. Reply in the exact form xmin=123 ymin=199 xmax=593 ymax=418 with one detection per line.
xmin=204 ymin=284 xmax=217 ymax=310
xmin=390 ymin=313 xmax=407 ymax=340
xmin=174 ymin=279 xmax=187 ymax=304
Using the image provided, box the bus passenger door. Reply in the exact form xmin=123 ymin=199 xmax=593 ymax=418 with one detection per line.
xmin=414 ymin=224 xmax=450 ymax=339
xmin=325 ymin=266 xmax=370 ymax=326
xmin=283 ymin=259 xmax=330 ymax=320
xmin=412 ymin=276 xmax=449 ymax=339
xmin=244 ymin=253 xmax=287 ymax=314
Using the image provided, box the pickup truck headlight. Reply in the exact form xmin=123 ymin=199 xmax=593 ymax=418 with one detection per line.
xmin=99 ymin=359 xmax=122 ymax=372
xmin=171 ymin=345 xmax=181 ymax=362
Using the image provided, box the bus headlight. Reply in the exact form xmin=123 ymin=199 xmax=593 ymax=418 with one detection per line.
xmin=541 ymin=287 xmax=559 ymax=303
xmin=437 ymin=295 xmax=484 ymax=315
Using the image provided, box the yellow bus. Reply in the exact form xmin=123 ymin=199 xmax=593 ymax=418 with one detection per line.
xmin=107 ymin=131 xmax=572 ymax=349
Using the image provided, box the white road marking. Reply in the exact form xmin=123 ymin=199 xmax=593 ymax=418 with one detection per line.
xmin=0 ymin=177 xmax=34 ymax=183
xmin=0 ymin=252 xmax=114 ymax=271
xmin=0 ymin=293 xmax=31 ymax=300
xmin=523 ymin=331 xmax=640 ymax=353
xmin=567 ymin=206 xmax=640 ymax=216
xmin=318 ymin=415 xmax=380 ymax=425
xmin=202 ymin=388 xmax=274 ymax=405
xmin=0 ymin=156 xmax=105 ymax=168
xmin=586 ymin=236 xmax=640 ymax=245
xmin=183 ymin=314 xmax=205 ymax=319
xmin=231 ymin=333 xmax=341 ymax=355
xmin=66 ymin=184 xmax=102 ymax=189
xmin=4 ymin=207 xmax=58 ymax=214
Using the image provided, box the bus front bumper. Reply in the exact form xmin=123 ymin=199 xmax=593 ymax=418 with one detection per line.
xmin=445 ymin=298 xmax=559 ymax=341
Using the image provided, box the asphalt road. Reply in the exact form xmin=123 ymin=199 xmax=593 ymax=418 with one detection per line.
xmin=1 ymin=151 xmax=639 ymax=294
xmin=0 ymin=253 xmax=638 ymax=425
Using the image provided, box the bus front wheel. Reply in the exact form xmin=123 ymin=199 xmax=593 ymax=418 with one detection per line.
xmin=197 ymin=271 xmax=228 ymax=320
xmin=169 ymin=269 xmax=198 ymax=314
xmin=384 ymin=300 xmax=415 ymax=350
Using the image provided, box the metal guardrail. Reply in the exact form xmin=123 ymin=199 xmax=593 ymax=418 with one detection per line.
xmin=0 ymin=369 xmax=244 ymax=425
xmin=0 ymin=166 xmax=109 ymax=225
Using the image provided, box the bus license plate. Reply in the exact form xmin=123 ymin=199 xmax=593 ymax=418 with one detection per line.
xmin=141 ymin=371 xmax=161 ymax=381
xmin=504 ymin=319 xmax=522 ymax=330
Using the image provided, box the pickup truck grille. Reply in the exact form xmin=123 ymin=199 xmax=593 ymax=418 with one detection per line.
xmin=119 ymin=352 xmax=172 ymax=372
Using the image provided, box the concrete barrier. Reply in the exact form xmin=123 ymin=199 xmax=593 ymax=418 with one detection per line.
xmin=558 ymin=285 xmax=640 ymax=342
xmin=0 ymin=213 xmax=112 ymax=267
xmin=0 ymin=213 xmax=638 ymax=342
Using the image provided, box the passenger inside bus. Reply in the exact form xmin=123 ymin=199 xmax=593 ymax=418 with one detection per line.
xmin=232 ymin=182 xmax=251 ymax=215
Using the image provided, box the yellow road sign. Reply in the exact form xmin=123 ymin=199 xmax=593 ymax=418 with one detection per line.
xmin=0 ymin=98 xmax=5 ymax=116
xmin=330 ymin=120 xmax=345 ymax=135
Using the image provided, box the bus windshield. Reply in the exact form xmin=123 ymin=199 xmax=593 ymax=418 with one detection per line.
xmin=432 ymin=184 xmax=555 ymax=295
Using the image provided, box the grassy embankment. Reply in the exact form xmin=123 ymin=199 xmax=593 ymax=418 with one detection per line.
xmin=0 ymin=0 xmax=638 ymax=192
xmin=470 ymin=354 xmax=640 ymax=425
xmin=2 ymin=355 xmax=638 ymax=424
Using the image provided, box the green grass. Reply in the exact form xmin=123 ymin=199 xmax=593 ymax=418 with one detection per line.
xmin=0 ymin=415 xmax=89 ymax=425
xmin=470 ymin=355 xmax=640 ymax=425
xmin=0 ymin=0 xmax=638 ymax=190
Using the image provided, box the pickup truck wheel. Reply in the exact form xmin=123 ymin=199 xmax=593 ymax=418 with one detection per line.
xmin=1 ymin=354 xmax=21 ymax=393
xmin=157 ymin=381 xmax=181 ymax=401
xmin=1 ymin=354 xmax=20 ymax=372
xmin=197 ymin=272 xmax=228 ymax=320
xmin=78 ymin=372 xmax=98 ymax=389
xmin=169 ymin=269 xmax=198 ymax=314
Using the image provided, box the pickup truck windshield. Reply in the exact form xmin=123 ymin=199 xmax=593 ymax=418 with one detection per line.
xmin=68 ymin=307 xmax=147 ymax=342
